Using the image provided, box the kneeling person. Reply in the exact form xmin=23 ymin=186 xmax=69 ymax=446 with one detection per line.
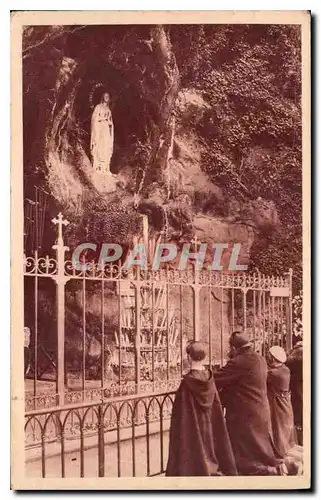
xmin=166 ymin=341 xmax=237 ymax=476
xmin=214 ymin=332 xmax=285 ymax=475
xmin=267 ymin=346 xmax=296 ymax=458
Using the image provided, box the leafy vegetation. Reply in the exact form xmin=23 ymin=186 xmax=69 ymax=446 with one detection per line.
xmin=293 ymin=291 xmax=303 ymax=339
xmin=171 ymin=24 xmax=302 ymax=292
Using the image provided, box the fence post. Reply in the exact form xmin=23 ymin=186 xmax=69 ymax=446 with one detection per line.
xmin=98 ymin=403 xmax=105 ymax=477
xmin=242 ymin=273 xmax=247 ymax=333
xmin=135 ymin=267 xmax=141 ymax=393
xmin=192 ymin=260 xmax=200 ymax=341
xmin=192 ymin=288 xmax=200 ymax=341
xmin=52 ymin=213 xmax=70 ymax=406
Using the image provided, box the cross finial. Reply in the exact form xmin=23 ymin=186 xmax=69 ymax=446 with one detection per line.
xmin=52 ymin=212 xmax=69 ymax=241
xmin=191 ymin=235 xmax=198 ymax=251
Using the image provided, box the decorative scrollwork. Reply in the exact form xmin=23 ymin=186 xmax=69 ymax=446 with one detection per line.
xmin=25 ymin=246 xmax=291 ymax=292
xmin=64 ymin=259 xmax=83 ymax=277
xmin=139 ymin=381 xmax=153 ymax=393
xmin=23 ymin=255 xmax=36 ymax=274
xmin=25 ymin=393 xmax=58 ymax=411
xmin=37 ymin=256 xmax=58 ymax=275
xmin=24 ymin=389 xmax=174 ymax=448
xmin=84 ymin=388 xmax=103 ymax=402
xmin=23 ymin=255 xmax=58 ymax=276
xmin=65 ymin=391 xmax=83 ymax=405
xmin=84 ymin=261 xmax=103 ymax=278
xmin=106 ymin=263 xmax=122 ymax=279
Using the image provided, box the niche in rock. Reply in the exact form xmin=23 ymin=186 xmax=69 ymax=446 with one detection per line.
xmin=70 ymin=58 xmax=158 ymax=178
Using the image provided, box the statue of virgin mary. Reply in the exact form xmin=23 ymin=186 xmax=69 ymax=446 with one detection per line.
xmin=90 ymin=92 xmax=114 ymax=174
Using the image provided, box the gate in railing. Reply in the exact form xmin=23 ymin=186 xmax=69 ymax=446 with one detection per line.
xmin=24 ymin=213 xmax=293 ymax=411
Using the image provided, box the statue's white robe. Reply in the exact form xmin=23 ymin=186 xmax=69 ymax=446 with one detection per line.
xmin=90 ymin=103 xmax=113 ymax=173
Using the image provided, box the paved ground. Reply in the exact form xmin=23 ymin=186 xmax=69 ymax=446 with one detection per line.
xmin=26 ymin=431 xmax=170 ymax=478
xmin=26 ymin=435 xmax=303 ymax=478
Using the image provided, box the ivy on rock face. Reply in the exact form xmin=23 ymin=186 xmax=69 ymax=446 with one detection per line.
xmin=81 ymin=197 xmax=143 ymax=246
xmin=171 ymin=24 xmax=302 ymax=291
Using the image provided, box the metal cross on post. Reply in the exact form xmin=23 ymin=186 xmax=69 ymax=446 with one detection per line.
xmin=52 ymin=212 xmax=69 ymax=246
xmin=52 ymin=213 xmax=70 ymax=406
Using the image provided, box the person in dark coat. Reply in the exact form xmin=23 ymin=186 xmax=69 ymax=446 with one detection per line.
xmin=214 ymin=332 xmax=286 ymax=476
xmin=267 ymin=346 xmax=296 ymax=457
xmin=286 ymin=341 xmax=303 ymax=445
xmin=166 ymin=341 xmax=237 ymax=476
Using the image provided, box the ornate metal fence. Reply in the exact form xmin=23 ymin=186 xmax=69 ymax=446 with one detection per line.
xmin=25 ymin=391 xmax=175 ymax=478
xmin=24 ymin=213 xmax=293 ymax=410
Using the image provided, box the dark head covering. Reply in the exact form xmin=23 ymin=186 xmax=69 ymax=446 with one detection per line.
xmin=229 ymin=331 xmax=251 ymax=350
xmin=186 ymin=341 xmax=207 ymax=361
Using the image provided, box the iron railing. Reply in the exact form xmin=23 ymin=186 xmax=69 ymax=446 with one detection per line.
xmin=24 ymin=212 xmax=293 ymax=410
xmin=25 ymin=390 xmax=175 ymax=478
